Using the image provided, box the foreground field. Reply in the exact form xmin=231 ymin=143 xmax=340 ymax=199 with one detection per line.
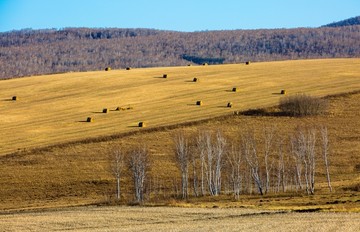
xmin=0 ymin=59 xmax=360 ymax=155
xmin=1 ymin=206 xmax=359 ymax=232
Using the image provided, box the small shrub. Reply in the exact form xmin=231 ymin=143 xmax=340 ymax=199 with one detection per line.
xmin=279 ymin=94 xmax=328 ymax=117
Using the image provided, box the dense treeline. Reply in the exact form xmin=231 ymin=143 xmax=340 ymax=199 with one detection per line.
xmin=1 ymin=25 xmax=360 ymax=79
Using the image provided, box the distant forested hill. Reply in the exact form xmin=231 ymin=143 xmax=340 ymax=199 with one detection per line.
xmin=322 ymin=16 xmax=360 ymax=27
xmin=1 ymin=24 xmax=360 ymax=79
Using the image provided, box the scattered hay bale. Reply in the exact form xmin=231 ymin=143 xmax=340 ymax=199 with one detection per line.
xmin=138 ymin=122 xmax=146 ymax=127
xmin=12 ymin=96 xmax=17 ymax=101
xmin=115 ymin=107 xmax=120 ymax=111
xmin=105 ymin=67 xmax=111 ymax=71
xmin=193 ymin=77 xmax=199 ymax=82
xmin=281 ymin=90 xmax=286 ymax=95
xmin=102 ymin=108 xmax=108 ymax=113
xmin=163 ymin=74 xmax=168 ymax=78
xmin=202 ymin=63 xmax=208 ymax=66
xmin=196 ymin=100 xmax=203 ymax=106
xmin=227 ymin=102 xmax=233 ymax=108
xmin=245 ymin=61 xmax=250 ymax=65
xmin=187 ymin=64 xmax=192 ymax=66
xmin=232 ymin=87 xmax=238 ymax=92
xmin=126 ymin=67 xmax=131 ymax=70
xmin=86 ymin=117 xmax=93 ymax=122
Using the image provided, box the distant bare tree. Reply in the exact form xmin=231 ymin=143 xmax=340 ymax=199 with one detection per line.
xmin=174 ymin=131 xmax=190 ymax=199
xmin=129 ymin=146 xmax=149 ymax=203
xmin=110 ymin=147 xmax=124 ymax=200
xmin=320 ymin=126 xmax=332 ymax=192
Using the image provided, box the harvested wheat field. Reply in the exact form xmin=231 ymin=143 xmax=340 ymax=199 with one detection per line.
xmin=0 ymin=59 xmax=359 ymax=156
xmin=1 ymin=206 xmax=359 ymax=232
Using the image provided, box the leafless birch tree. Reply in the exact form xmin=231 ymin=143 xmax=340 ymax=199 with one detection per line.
xmin=320 ymin=126 xmax=332 ymax=192
xmin=110 ymin=148 xmax=124 ymax=200
xmin=129 ymin=146 xmax=149 ymax=203
xmin=174 ymin=132 xmax=190 ymax=199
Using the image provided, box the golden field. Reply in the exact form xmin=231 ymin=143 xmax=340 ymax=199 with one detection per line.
xmin=0 ymin=59 xmax=359 ymax=156
xmin=0 ymin=59 xmax=360 ymax=229
xmin=1 ymin=206 xmax=359 ymax=232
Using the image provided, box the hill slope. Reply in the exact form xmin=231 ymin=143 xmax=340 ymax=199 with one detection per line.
xmin=322 ymin=16 xmax=360 ymax=27
xmin=1 ymin=25 xmax=360 ymax=79
xmin=0 ymin=59 xmax=360 ymax=156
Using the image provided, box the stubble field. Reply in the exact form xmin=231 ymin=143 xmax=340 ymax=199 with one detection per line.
xmin=1 ymin=206 xmax=359 ymax=232
xmin=0 ymin=59 xmax=359 ymax=156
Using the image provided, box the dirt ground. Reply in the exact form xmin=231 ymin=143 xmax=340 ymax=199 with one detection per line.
xmin=1 ymin=206 xmax=359 ymax=232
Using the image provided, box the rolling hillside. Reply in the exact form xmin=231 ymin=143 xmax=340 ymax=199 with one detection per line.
xmin=1 ymin=24 xmax=360 ymax=79
xmin=1 ymin=58 xmax=360 ymax=156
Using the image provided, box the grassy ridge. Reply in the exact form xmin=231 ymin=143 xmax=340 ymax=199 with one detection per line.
xmin=1 ymin=59 xmax=360 ymax=156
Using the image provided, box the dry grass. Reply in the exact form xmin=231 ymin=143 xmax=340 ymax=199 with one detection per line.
xmin=0 ymin=59 xmax=359 ymax=156
xmin=1 ymin=206 xmax=359 ymax=232
xmin=0 ymin=59 xmax=360 ymax=214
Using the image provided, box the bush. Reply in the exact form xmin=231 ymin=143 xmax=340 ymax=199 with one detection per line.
xmin=279 ymin=94 xmax=328 ymax=117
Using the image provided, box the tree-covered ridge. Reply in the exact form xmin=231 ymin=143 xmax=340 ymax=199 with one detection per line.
xmin=1 ymin=25 xmax=360 ymax=79
xmin=322 ymin=16 xmax=360 ymax=27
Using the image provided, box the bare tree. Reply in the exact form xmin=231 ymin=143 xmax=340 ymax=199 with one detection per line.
xmin=110 ymin=148 xmax=124 ymax=200
xmin=227 ymin=143 xmax=242 ymax=199
xmin=129 ymin=146 xmax=149 ymax=203
xmin=263 ymin=127 xmax=275 ymax=194
xmin=213 ymin=130 xmax=226 ymax=195
xmin=174 ymin=131 xmax=190 ymax=199
xmin=196 ymin=131 xmax=206 ymax=196
xmin=320 ymin=126 xmax=332 ymax=192
xmin=243 ymin=130 xmax=264 ymax=195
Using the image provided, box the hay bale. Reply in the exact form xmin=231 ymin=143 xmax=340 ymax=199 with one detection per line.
xmin=105 ymin=67 xmax=111 ymax=71
xmin=115 ymin=107 xmax=120 ymax=111
xmin=245 ymin=61 xmax=250 ymax=65
xmin=12 ymin=96 xmax=17 ymax=101
xmin=138 ymin=122 xmax=146 ymax=127
xmin=102 ymin=108 xmax=108 ymax=113
xmin=87 ymin=117 xmax=93 ymax=122
xmin=193 ymin=77 xmax=199 ymax=82
xmin=232 ymin=87 xmax=238 ymax=92
xmin=196 ymin=100 xmax=203 ymax=106
xmin=281 ymin=90 xmax=286 ymax=95
xmin=227 ymin=102 xmax=233 ymax=108
xmin=163 ymin=74 xmax=168 ymax=78
xmin=126 ymin=67 xmax=131 ymax=70
xmin=202 ymin=63 xmax=208 ymax=66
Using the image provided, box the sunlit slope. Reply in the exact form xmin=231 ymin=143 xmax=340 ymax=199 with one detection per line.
xmin=0 ymin=59 xmax=359 ymax=155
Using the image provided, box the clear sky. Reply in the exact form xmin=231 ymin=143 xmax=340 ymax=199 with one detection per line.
xmin=0 ymin=0 xmax=359 ymax=32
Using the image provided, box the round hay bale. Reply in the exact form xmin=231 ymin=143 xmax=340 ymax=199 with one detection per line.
xmin=202 ymin=63 xmax=208 ymax=66
xmin=232 ymin=87 xmax=238 ymax=92
xmin=87 ymin=117 xmax=93 ymax=122
xmin=281 ymin=90 xmax=286 ymax=95
xmin=12 ymin=96 xmax=17 ymax=101
xmin=227 ymin=102 xmax=233 ymax=108
xmin=139 ymin=122 xmax=146 ymax=127
xmin=196 ymin=100 xmax=203 ymax=106
xmin=163 ymin=74 xmax=168 ymax=78
xmin=245 ymin=61 xmax=250 ymax=65
xmin=105 ymin=67 xmax=111 ymax=71
xmin=102 ymin=108 xmax=108 ymax=113
xmin=193 ymin=77 xmax=199 ymax=82
xmin=115 ymin=107 xmax=120 ymax=111
xmin=126 ymin=67 xmax=131 ymax=70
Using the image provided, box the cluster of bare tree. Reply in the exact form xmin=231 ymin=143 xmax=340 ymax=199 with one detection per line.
xmin=1 ymin=25 xmax=360 ymax=79
xmin=110 ymin=125 xmax=332 ymax=203
xmin=176 ymin=126 xmax=332 ymax=199
xmin=173 ymin=126 xmax=332 ymax=200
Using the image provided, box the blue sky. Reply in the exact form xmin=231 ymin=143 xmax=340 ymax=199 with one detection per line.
xmin=0 ymin=0 xmax=359 ymax=32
